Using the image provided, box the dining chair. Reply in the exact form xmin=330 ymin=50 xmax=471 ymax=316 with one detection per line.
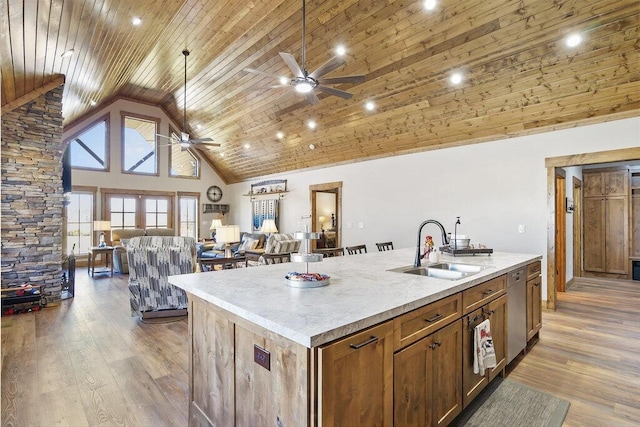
xmin=346 ymin=244 xmax=367 ymax=255
xmin=376 ymin=242 xmax=394 ymax=251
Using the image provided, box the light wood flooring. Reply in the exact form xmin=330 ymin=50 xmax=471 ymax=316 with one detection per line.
xmin=1 ymin=272 xmax=639 ymax=426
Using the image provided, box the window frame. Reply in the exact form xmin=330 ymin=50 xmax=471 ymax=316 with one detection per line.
xmin=64 ymin=113 xmax=110 ymax=172
xmin=101 ymin=188 xmax=175 ymax=231
xmin=169 ymin=125 xmax=201 ymax=179
xmin=178 ymin=192 xmax=200 ymax=239
xmin=120 ymin=111 xmax=161 ymax=176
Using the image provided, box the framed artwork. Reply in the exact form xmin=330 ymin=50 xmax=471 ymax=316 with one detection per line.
xmin=252 ymin=199 xmax=279 ymax=232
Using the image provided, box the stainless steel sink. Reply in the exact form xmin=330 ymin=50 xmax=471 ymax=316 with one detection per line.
xmin=388 ymin=263 xmax=490 ymax=280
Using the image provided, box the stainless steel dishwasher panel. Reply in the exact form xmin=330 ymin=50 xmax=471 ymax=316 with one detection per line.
xmin=507 ymin=266 xmax=527 ymax=364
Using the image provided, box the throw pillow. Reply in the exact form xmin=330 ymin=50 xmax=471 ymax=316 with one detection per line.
xmin=239 ymin=238 xmax=258 ymax=251
xmin=214 ymin=242 xmax=226 ymax=250
xmin=121 ymin=238 xmax=130 ymax=247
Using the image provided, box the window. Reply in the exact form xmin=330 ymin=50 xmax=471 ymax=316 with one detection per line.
xmin=145 ymin=198 xmax=169 ymax=229
xmin=178 ymin=193 xmax=199 ymax=239
xmin=65 ymin=115 xmax=109 ymax=170
xmin=104 ymin=190 xmax=174 ymax=231
xmin=65 ymin=191 xmax=94 ymax=255
xmin=122 ymin=113 xmax=159 ymax=175
xmin=169 ymin=126 xmax=200 ymax=178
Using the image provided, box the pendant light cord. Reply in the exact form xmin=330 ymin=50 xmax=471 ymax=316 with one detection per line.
xmin=182 ymin=49 xmax=189 ymax=132
xmin=301 ymin=0 xmax=306 ymax=73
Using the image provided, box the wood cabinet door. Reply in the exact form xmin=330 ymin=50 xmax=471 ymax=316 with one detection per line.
xmin=461 ymin=308 xmax=488 ymax=409
xmin=527 ymin=276 xmax=542 ymax=341
xmin=583 ymin=172 xmax=604 ymax=196
xmin=486 ymin=295 xmax=507 ymax=381
xmin=604 ymin=170 xmax=629 ymax=196
xmin=319 ymin=321 xmax=394 ymax=427
xmin=583 ymin=197 xmax=606 ymax=272
xmin=394 ymin=320 xmax=462 ymax=427
xmin=605 ymin=196 xmax=629 ymax=274
xmin=431 ymin=320 xmax=463 ymax=426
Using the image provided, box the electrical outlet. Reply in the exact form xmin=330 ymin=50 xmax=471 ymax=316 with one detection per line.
xmin=254 ymin=345 xmax=270 ymax=371
xmin=347 ymin=222 xmax=353 ymax=229
xmin=518 ymin=224 xmax=526 ymax=233
xmin=358 ymin=222 xmax=364 ymax=229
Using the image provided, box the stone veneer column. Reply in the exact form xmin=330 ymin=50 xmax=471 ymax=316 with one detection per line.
xmin=1 ymin=85 xmax=65 ymax=303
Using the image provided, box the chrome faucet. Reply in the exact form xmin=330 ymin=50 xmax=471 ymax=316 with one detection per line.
xmin=414 ymin=220 xmax=449 ymax=267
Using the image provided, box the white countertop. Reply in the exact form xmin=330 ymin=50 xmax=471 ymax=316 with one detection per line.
xmin=169 ymin=248 xmax=541 ymax=348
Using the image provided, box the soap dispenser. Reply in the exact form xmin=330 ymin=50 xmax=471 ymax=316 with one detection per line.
xmin=428 ymin=248 xmax=440 ymax=263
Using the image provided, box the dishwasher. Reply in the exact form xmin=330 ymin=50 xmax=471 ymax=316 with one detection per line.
xmin=506 ymin=266 xmax=527 ymax=364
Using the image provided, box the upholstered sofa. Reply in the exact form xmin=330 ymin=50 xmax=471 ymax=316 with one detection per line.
xmin=198 ymin=232 xmax=266 ymax=259
xmin=127 ymin=236 xmax=196 ymax=318
xmin=249 ymin=233 xmax=302 ymax=266
xmin=112 ymin=228 xmax=175 ymax=273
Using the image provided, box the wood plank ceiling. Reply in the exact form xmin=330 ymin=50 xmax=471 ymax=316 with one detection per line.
xmin=2 ymin=0 xmax=639 ymax=184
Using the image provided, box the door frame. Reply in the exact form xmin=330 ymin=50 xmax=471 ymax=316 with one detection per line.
xmin=545 ymin=147 xmax=640 ymax=310
xmin=572 ymin=177 xmax=583 ymax=280
xmin=555 ymin=169 xmax=566 ymax=293
xmin=310 ymin=181 xmax=343 ymax=249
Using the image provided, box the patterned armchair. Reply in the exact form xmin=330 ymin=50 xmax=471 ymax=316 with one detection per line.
xmin=126 ymin=236 xmax=197 ymax=318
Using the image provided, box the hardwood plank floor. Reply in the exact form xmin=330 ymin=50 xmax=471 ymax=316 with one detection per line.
xmin=2 ymin=272 xmax=639 ymax=426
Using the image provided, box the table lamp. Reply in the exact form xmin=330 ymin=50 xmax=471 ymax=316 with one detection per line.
xmin=209 ymin=218 xmax=223 ymax=240
xmin=94 ymin=220 xmax=111 ymax=247
xmin=318 ymin=215 xmax=327 ymax=231
xmin=216 ymin=225 xmax=240 ymax=258
xmin=260 ymin=219 xmax=278 ymax=236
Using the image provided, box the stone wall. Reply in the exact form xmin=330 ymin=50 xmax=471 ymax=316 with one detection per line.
xmin=1 ymin=85 xmax=65 ymax=303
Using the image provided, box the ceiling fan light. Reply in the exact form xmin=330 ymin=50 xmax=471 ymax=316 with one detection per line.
xmin=279 ymin=76 xmax=289 ymax=85
xmin=180 ymin=142 xmax=190 ymax=149
xmin=295 ymin=82 xmax=314 ymax=93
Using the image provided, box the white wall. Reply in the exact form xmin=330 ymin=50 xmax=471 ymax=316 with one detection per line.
xmin=63 ymin=99 xmax=228 ymax=237
xmin=563 ymin=166 xmax=583 ymax=283
xmin=227 ymin=117 xmax=640 ymax=300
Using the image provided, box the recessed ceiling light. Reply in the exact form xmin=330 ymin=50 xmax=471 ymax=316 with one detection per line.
xmin=132 ymin=17 xmax=142 ymax=26
xmin=89 ymin=100 xmax=97 ymax=106
xmin=279 ymin=76 xmax=289 ymax=85
xmin=220 ymin=152 xmax=225 ymax=157
xmin=195 ymin=124 xmax=202 ymax=130
xmin=309 ymin=144 xmax=315 ymax=150
xmin=60 ymin=49 xmax=74 ymax=58
xmin=565 ymin=33 xmax=582 ymax=48
xmin=424 ymin=0 xmax=437 ymax=11
xmin=276 ymin=131 xmax=284 ymax=139
xmin=450 ymin=72 xmax=463 ymax=85
xmin=365 ymin=101 xmax=376 ymax=111
xmin=307 ymin=120 xmax=317 ymax=129
xmin=244 ymin=143 xmax=251 ymax=149
xmin=335 ymin=45 xmax=346 ymax=56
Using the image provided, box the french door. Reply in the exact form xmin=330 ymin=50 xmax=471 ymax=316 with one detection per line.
xmin=103 ymin=190 xmax=174 ymax=230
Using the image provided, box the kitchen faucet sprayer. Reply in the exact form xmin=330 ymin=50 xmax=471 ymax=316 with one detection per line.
xmin=414 ymin=220 xmax=449 ymax=268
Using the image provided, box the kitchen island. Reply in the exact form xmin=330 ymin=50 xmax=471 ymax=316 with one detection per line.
xmin=169 ymin=247 xmax=542 ymax=427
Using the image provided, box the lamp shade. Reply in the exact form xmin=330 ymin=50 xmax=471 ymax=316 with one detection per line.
xmin=260 ymin=219 xmax=278 ymax=234
xmin=209 ymin=219 xmax=223 ymax=231
xmin=216 ymin=225 xmax=240 ymax=244
xmin=318 ymin=215 xmax=327 ymax=223
xmin=93 ymin=220 xmax=111 ymax=231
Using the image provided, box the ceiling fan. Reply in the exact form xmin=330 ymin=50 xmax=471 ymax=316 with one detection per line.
xmin=245 ymin=0 xmax=365 ymax=105
xmin=157 ymin=49 xmax=220 ymax=149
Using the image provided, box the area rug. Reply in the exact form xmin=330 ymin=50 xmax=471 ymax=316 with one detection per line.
xmin=451 ymin=377 xmax=570 ymax=427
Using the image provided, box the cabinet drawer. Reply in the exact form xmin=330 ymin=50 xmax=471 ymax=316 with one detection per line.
xmin=462 ymin=275 xmax=506 ymax=315
xmin=393 ymin=293 xmax=462 ymax=351
xmin=527 ymin=261 xmax=541 ymax=281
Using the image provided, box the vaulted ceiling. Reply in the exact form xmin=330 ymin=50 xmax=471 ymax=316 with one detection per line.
xmin=2 ymin=0 xmax=639 ymax=183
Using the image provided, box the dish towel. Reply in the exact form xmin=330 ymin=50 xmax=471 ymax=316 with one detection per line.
xmin=473 ymin=318 xmax=497 ymax=376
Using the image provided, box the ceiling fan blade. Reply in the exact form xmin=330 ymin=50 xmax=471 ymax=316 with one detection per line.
xmin=317 ymin=85 xmax=353 ymax=99
xmin=318 ymin=75 xmax=365 ymax=85
xmin=279 ymin=52 xmax=304 ymax=78
xmin=304 ymin=91 xmax=321 ymax=105
xmin=244 ymin=68 xmax=281 ymax=79
xmin=156 ymin=133 xmax=175 ymax=140
xmin=189 ymin=137 xmax=213 ymax=142
xmin=191 ymin=140 xmax=221 ymax=147
xmin=309 ymin=56 xmax=346 ymax=79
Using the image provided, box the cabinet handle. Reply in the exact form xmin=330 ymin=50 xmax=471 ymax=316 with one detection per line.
xmin=482 ymin=289 xmax=494 ymax=295
xmin=429 ymin=341 xmax=442 ymax=350
xmin=349 ymin=335 xmax=378 ymax=350
xmin=534 ymin=282 xmax=540 ymax=287
xmin=424 ymin=313 xmax=442 ymax=323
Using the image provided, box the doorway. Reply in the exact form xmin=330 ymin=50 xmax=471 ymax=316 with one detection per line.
xmin=310 ymin=182 xmax=342 ymax=250
xmin=572 ymin=177 xmax=583 ymax=281
xmin=545 ymin=147 xmax=640 ymax=311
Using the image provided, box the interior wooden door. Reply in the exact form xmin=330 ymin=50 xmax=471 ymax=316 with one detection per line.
xmin=583 ymin=197 xmax=606 ymax=272
xmin=605 ymin=196 xmax=629 ymax=274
